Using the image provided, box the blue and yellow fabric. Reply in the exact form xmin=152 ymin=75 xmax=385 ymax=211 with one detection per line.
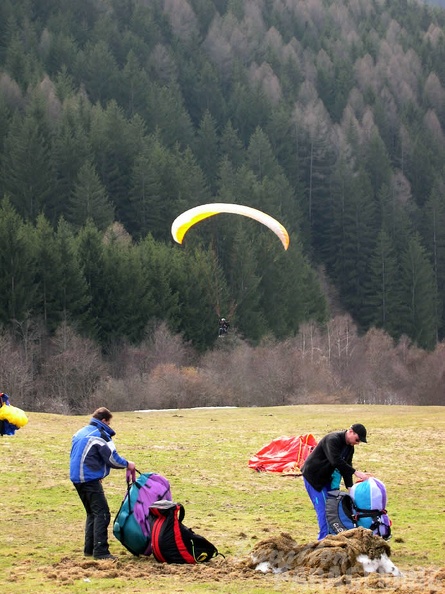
xmin=0 ymin=393 xmax=28 ymax=435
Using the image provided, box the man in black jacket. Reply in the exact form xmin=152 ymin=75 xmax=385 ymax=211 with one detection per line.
xmin=302 ymin=423 xmax=372 ymax=540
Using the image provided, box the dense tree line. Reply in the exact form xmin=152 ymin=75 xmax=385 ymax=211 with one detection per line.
xmin=1 ymin=0 xmax=445 ymax=360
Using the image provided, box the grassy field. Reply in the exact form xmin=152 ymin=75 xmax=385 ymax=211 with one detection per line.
xmin=1 ymin=404 xmax=444 ymax=593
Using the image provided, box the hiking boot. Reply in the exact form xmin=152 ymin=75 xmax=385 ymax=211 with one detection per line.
xmin=93 ymin=554 xmax=118 ymax=561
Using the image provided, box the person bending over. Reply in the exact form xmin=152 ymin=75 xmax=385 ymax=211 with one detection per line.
xmin=302 ymin=423 xmax=372 ymax=540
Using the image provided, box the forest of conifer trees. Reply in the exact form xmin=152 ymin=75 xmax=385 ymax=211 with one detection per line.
xmin=1 ymin=0 xmax=445 ymax=410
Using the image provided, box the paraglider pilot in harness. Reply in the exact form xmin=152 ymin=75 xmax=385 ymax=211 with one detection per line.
xmin=218 ymin=318 xmax=230 ymax=336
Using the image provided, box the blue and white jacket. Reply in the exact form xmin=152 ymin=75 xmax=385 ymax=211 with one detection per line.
xmin=70 ymin=418 xmax=128 ymax=483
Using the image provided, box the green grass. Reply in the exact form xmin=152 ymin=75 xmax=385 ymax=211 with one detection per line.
xmin=1 ymin=405 xmax=444 ymax=593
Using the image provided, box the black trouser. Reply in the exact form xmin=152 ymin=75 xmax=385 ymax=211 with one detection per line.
xmin=74 ymin=480 xmax=111 ymax=558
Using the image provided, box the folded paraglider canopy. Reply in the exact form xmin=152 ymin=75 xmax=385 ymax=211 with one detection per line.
xmin=0 ymin=393 xmax=28 ymax=436
xmin=248 ymin=434 xmax=317 ymax=474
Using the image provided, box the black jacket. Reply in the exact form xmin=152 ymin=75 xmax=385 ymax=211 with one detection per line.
xmin=302 ymin=430 xmax=356 ymax=491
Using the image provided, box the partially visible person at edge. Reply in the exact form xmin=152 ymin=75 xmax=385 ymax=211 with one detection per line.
xmin=301 ymin=423 xmax=372 ymax=540
xmin=70 ymin=407 xmax=135 ymax=560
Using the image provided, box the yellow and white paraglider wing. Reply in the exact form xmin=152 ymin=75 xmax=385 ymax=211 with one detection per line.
xmin=0 ymin=404 xmax=28 ymax=428
xmin=171 ymin=203 xmax=290 ymax=250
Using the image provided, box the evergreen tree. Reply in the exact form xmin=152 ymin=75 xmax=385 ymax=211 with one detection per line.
xmin=195 ymin=109 xmax=220 ymax=193
xmin=331 ymin=57 xmax=354 ymax=123
xmin=363 ymin=129 xmax=392 ymax=199
xmin=1 ymin=103 xmax=55 ymax=221
xmin=323 ymin=157 xmax=354 ymax=276
xmin=44 ymin=33 xmax=79 ymax=78
xmin=246 ymin=127 xmax=282 ymax=182
xmin=0 ymin=198 xmax=36 ymax=326
xmin=253 ymin=164 xmax=300 ymax=237
xmin=33 ymin=214 xmax=65 ymax=332
xmin=256 ymin=241 xmax=290 ymax=339
xmin=52 ymin=101 xmax=93 ymax=221
xmin=316 ymin=63 xmax=335 ymax=121
xmin=422 ymin=181 xmax=445 ymax=337
xmin=0 ymin=3 xmax=14 ymax=63
xmin=130 ymin=139 xmax=210 ymax=242
xmin=55 ymin=218 xmax=90 ymax=329
xmin=220 ymin=120 xmax=245 ymax=168
xmin=227 ymin=77 xmax=272 ymax=146
xmin=265 ymin=106 xmax=302 ymax=190
xmin=332 ymin=168 xmax=378 ymax=322
xmin=128 ymin=137 xmax=168 ymax=239
xmin=408 ymin=128 xmax=438 ymax=208
xmin=377 ymin=182 xmax=416 ymax=256
xmin=296 ymin=103 xmax=336 ymax=259
xmin=121 ymin=50 xmax=150 ymax=117
xmin=100 ymin=232 xmax=152 ymax=345
xmin=397 ymin=233 xmax=438 ymax=349
xmin=137 ymin=234 xmax=179 ymax=326
xmin=0 ymin=95 xmax=13 ymax=195
xmin=68 ymin=160 xmax=114 ymax=230
xmin=75 ymin=40 xmax=119 ymax=104
xmin=365 ymin=228 xmax=400 ymax=334
xmin=4 ymin=32 xmax=34 ymax=89
xmin=76 ymin=220 xmax=107 ymax=342
xmin=169 ymin=246 xmax=225 ymax=350
xmin=215 ymin=163 xmax=260 ymax=273
xmin=89 ymin=100 xmax=145 ymax=225
xmin=193 ymin=59 xmax=226 ymax=120
xmin=178 ymin=53 xmax=210 ymax=125
xmin=259 ymin=235 xmax=327 ymax=338
xmin=169 ymin=146 xmax=211 ymax=222
xmin=146 ymin=82 xmax=195 ymax=149
xmin=228 ymin=226 xmax=266 ymax=342
xmin=189 ymin=0 xmax=217 ymax=35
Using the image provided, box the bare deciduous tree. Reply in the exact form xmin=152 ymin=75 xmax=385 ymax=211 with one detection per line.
xmin=38 ymin=75 xmax=62 ymax=124
xmin=0 ymin=331 xmax=33 ymax=408
xmin=163 ymin=0 xmax=198 ymax=40
xmin=3 ymin=311 xmax=442 ymax=413
xmin=36 ymin=323 xmax=105 ymax=413
xmin=0 ymin=73 xmax=24 ymax=109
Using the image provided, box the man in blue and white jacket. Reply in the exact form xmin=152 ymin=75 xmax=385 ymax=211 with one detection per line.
xmin=70 ymin=407 xmax=135 ymax=560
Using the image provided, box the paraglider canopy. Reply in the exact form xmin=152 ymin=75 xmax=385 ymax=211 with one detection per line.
xmin=171 ymin=203 xmax=290 ymax=250
xmin=0 ymin=392 xmax=28 ymax=436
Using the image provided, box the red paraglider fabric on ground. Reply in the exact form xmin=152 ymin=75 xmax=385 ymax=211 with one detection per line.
xmin=248 ymin=434 xmax=318 ymax=474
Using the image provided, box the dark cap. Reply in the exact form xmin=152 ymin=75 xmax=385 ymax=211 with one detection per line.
xmin=351 ymin=423 xmax=367 ymax=443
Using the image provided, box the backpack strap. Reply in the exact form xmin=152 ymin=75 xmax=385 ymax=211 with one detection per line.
xmin=172 ymin=505 xmax=195 ymax=563
xmin=354 ymin=506 xmax=387 ymax=519
xmin=354 ymin=506 xmax=390 ymax=534
xmin=150 ymin=509 xmax=168 ymax=562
